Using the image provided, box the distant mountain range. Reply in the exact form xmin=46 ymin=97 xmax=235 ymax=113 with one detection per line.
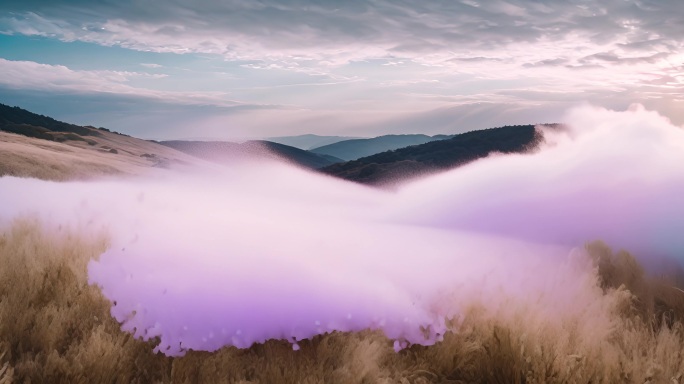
xmin=310 ymin=134 xmax=454 ymax=161
xmin=0 ymin=103 xmax=344 ymax=175
xmin=321 ymin=125 xmax=560 ymax=185
xmin=160 ymin=140 xmax=343 ymax=169
xmin=266 ymin=134 xmax=362 ymax=150
xmin=0 ymin=102 xmax=558 ymax=186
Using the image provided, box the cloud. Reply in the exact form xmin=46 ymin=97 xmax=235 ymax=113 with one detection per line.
xmin=392 ymin=104 xmax=684 ymax=259
xmin=2 ymin=1 xmax=682 ymax=69
xmin=0 ymin=58 xmax=284 ymax=109
xmin=0 ymin=58 xmax=163 ymax=91
xmin=579 ymin=51 xmax=670 ymax=66
xmin=523 ymin=58 xmax=569 ymax=68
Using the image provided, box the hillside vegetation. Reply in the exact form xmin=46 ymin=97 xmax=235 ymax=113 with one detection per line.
xmin=0 ymin=103 xmax=100 ymax=139
xmin=322 ymin=125 xmax=556 ymax=185
xmin=1 ymin=218 xmax=683 ymax=383
xmin=0 ymin=104 xmax=206 ymax=180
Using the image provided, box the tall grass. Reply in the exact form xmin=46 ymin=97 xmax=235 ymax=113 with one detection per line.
xmin=1 ymin=218 xmax=683 ymax=383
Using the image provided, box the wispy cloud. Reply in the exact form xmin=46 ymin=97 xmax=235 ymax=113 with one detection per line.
xmin=0 ymin=58 xmax=282 ymax=109
xmin=0 ymin=1 xmax=682 ymax=137
xmin=2 ymin=1 xmax=682 ymax=70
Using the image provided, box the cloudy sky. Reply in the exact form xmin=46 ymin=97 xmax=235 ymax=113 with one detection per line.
xmin=1 ymin=0 xmax=682 ymax=139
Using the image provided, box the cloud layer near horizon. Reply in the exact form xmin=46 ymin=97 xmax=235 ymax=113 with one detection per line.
xmin=0 ymin=105 xmax=683 ymax=355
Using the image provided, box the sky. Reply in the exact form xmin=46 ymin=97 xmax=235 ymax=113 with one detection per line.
xmin=0 ymin=0 xmax=682 ymax=140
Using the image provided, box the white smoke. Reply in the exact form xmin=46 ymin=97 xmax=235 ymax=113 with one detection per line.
xmin=391 ymin=104 xmax=684 ymax=263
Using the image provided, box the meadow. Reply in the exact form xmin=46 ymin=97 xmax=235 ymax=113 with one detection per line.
xmin=1 ymin=218 xmax=683 ymax=383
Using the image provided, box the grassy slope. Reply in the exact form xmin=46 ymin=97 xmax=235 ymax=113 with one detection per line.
xmin=1 ymin=219 xmax=683 ymax=383
xmin=0 ymin=131 xmax=207 ymax=181
xmin=0 ymin=103 xmax=211 ymax=180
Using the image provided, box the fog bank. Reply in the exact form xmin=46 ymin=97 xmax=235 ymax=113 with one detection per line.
xmin=0 ymin=104 xmax=682 ymax=356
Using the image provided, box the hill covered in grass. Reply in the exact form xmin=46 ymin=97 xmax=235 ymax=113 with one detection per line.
xmin=2 ymin=219 xmax=683 ymax=383
xmin=0 ymin=103 xmax=206 ymax=180
xmin=321 ymin=124 xmax=559 ymax=185
xmin=0 ymin=103 xmax=341 ymax=179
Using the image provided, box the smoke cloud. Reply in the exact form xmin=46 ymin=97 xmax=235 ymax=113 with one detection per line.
xmin=392 ymin=104 xmax=684 ymax=263
xmin=0 ymin=105 xmax=682 ymax=356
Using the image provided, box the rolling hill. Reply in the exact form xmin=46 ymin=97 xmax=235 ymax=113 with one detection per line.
xmin=321 ymin=124 xmax=559 ymax=185
xmin=266 ymin=134 xmax=362 ymax=150
xmin=310 ymin=134 xmax=453 ymax=161
xmin=160 ymin=140 xmax=344 ymax=169
xmin=0 ymin=103 xmax=211 ymax=180
xmin=0 ymin=102 xmax=556 ymax=186
xmin=0 ymin=103 xmax=344 ymax=180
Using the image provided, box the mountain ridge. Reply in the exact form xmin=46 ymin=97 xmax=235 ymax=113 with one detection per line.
xmin=0 ymin=102 xmax=559 ymax=185
xmin=266 ymin=134 xmax=363 ymax=150
xmin=321 ymin=124 xmax=561 ymax=185
xmin=310 ymin=134 xmax=453 ymax=161
xmin=160 ymin=140 xmax=344 ymax=169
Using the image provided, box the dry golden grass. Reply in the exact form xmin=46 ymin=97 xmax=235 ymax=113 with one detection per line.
xmin=1 ymin=218 xmax=683 ymax=383
xmin=0 ymin=131 xmax=206 ymax=181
